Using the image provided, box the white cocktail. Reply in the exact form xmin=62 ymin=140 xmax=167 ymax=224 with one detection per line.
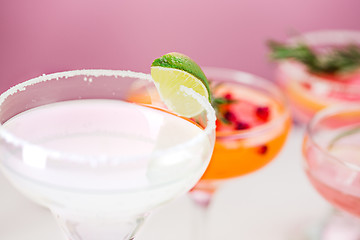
xmin=0 ymin=70 xmax=216 ymax=240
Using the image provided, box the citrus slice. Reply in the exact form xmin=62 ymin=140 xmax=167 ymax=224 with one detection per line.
xmin=151 ymin=52 xmax=211 ymax=117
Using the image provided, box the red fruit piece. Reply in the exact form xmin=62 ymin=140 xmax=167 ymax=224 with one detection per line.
xmin=235 ymin=121 xmax=250 ymax=130
xmin=257 ymin=145 xmax=268 ymax=155
xmin=224 ymin=111 xmax=236 ymax=122
xmin=224 ymin=93 xmax=233 ymax=100
xmin=255 ymin=106 xmax=270 ymax=121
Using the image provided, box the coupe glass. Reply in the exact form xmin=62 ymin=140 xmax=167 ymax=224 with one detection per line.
xmin=188 ymin=67 xmax=291 ymax=239
xmin=302 ymin=104 xmax=360 ymax=240
xmin=274 ymin=30 xmax=360 ymax=125
xmin=0 ymin=69 xmax=216 ymax=240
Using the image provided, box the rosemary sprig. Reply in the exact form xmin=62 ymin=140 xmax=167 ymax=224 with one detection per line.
xmin=208 ymin=81 xmax=238 ymax=124
xmin=268 ymin=40 xmax=360 ymax=76
xmin=211 ymin=97 xmax=237 ymax=124
xmin=212 ymin=97 xmax=237 ymax=106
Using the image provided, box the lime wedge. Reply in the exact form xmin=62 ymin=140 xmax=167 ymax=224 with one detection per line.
xmin=151 ymin=52 xmax=211 ymax=117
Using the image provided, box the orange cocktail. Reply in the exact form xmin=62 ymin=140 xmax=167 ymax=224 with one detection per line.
xmin=191 ymin=67 xmax=291 ymax=201
xmin=127 ymin=67 xmax=291 ymax=200
xmin=128 ymin=67 xmax=291 ymax=239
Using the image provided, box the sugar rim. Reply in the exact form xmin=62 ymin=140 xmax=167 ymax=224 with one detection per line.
xmin=0 ymin=69 xmax=216 ymax=166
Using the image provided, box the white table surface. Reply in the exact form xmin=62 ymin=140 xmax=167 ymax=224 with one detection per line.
xmin=0 ymin=127 xmax=330 ymax=240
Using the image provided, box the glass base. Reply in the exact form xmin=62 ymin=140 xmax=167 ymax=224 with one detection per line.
xmin=53 ymin=210 xmax=147 ymax=240
xmin=306 ymin=209 xmax=360 ymax=240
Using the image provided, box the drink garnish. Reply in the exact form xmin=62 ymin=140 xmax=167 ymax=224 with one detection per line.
xmin=151 ymin=52 xmax=211 ymax=117
xmin=151 ymin=53 xmax=272 ymax=132
xmin=328 ymin=126 xmax=360 ymax=150
xmin=211 ymin=94 xmax=237 ymax=124
xmin=268 ymin=40 xmax=360 ymax=76
xmin=211 ymin=82 xmax=274 ymax=132
xmin=256 ymin=106 xmax=270 ymax=121
xmin=151 ymin=52 xmax=236 ymax=121
xmin=258 ymin=145 xmax=268 ymax=155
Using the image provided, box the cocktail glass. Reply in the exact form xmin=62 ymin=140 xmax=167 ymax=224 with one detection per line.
xmin=188 ymin=67 xmax=291 ymax=239
xmin=274 ymin=30 xmax=360 ymax=125
xmin=0 ymin=70 xmax=216 ymax=240
xmin=302 ymin=104 xmax=360 ymax=240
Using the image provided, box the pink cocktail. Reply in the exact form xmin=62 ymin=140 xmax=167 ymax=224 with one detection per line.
xmin=303 ymin=104 xmax=360 ymax=239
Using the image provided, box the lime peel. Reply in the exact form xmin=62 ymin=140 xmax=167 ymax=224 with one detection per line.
xmin=151 ymin=52 xmax=212 ymax=118
xmin=151 ymin=52 xmax=211 ymax=102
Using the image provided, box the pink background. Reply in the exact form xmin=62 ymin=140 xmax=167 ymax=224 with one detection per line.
xmin=1 ymin=0 xmax=360 ymax=93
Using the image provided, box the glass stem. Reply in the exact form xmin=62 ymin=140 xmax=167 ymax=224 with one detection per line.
xmin=189 ymin=190 xmax=213 ymax=240
xmin=320 ymin=208 xmax=360 ymax=240
xmin=306 ymin=208 xmax=360 ymax=240
xmin=52 ymin=210 xmax=147 ymax=240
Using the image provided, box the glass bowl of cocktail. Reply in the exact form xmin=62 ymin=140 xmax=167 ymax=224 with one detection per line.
xmin=187 ymin=67 xmax=291 ymax=239
xmin=268 ymin=30 xmax=360 ymax=125
xmin=302 ymin=104 xmax=360 ymax=239
xmin=0 ymin=67 xmax=216 ymax=239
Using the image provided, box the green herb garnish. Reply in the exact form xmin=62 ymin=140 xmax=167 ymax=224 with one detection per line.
xmin=328 ymin=126 xmax=360 ymax=150
xmin=208 ymin=81 xmax=238 ymax=124
xmin=211 ymin=96 xmax=237 ymax=124
xmin=268 ymin=40 xmax=360 ymax=76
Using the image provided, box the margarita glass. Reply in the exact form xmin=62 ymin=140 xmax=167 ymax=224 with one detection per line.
xmin=0 ymin=70 xmax=216 ymax=240
xmin=274 ymin=30 xmax=360 ymax=125
xmin=303 ymin=104 xmax=360 ymax=240
xmin=189 ymin=67 xmax=291 ymax=239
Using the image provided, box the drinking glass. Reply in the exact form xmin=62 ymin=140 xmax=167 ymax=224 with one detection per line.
xmin=0 ymin=69 xmax=216 ymax=240
xmin=274 ymin=30 xmax=360 ymax=125
xmin=303 ymin=104 xmax=360 ymax=239
xmin=188 ymin=67 xmax=291 ymax=239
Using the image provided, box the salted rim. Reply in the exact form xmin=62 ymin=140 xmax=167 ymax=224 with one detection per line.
xmin=306 ymin=104 xmax=360 ymax=171
xmin=0 ymin=69 xmax=216 ymax=166
xmin=203 ymin=67 xmax=290 ymax=140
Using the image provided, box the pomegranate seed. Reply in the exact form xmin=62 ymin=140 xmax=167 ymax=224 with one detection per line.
xmin=235 ymin=121 xmax=250 ymax=130
xmin=256 ymin=106 xmax=270 ymax=121
xmin=224 ymin=111 xmax=236 ymax=122
xmin=224 ymin=93 xmax=232 ymax=100
xmin=258 ymin=145 xmax=268 ymax=155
